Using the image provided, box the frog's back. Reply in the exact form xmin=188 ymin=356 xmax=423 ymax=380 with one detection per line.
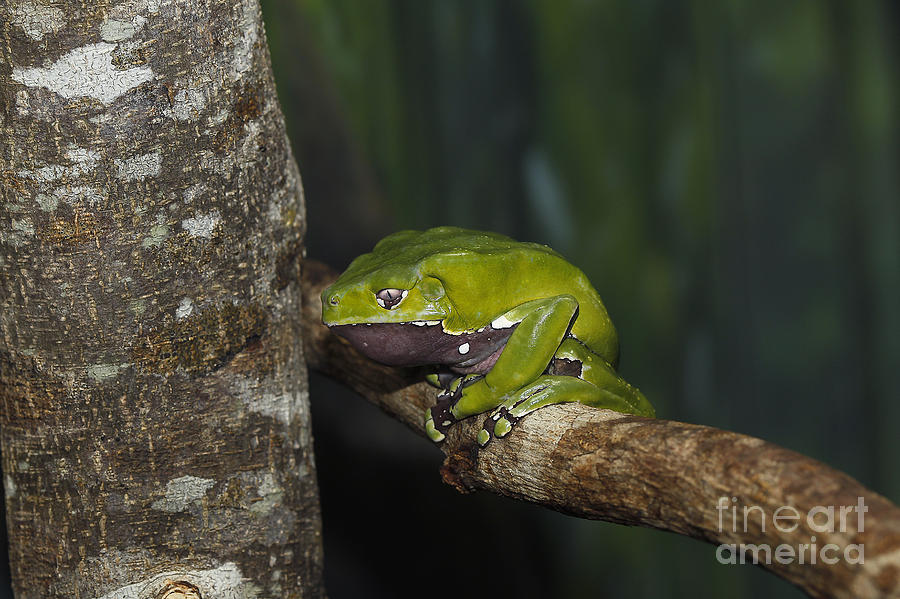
xmin=374 ymin=226 xmax=526 ymax=260
xmin=412 ymin=228 xmax=619 ymax=365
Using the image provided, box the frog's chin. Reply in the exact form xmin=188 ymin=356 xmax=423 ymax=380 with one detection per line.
xmin=324 ymin=318 xmax=443 ymax=328
xmin=328 ymin=321 xmax=517 ymax=369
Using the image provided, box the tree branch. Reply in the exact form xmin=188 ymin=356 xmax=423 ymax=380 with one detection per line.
xmin=301 ymin=260 xmax=900 ymax=599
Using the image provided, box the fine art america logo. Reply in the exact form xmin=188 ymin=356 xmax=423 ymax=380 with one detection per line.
xmin=715 ymin=496 xmax=867 ymax=565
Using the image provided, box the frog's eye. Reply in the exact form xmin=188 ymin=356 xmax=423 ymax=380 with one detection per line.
xmin=375 ymin=288 xmax=407 ymax=310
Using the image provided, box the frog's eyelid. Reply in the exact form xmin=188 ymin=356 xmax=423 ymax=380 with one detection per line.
xmin=375 ymin=288 xmax=407 ymax=309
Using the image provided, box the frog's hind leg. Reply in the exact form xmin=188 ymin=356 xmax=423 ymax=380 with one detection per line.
xmin=477 ymin=376 xmax=606 ymax=445
xmin=449 ymin=295 xmax=579 ymax=421
xmin=553 ymin=338 xmax=654 ymax=417
xmin=477 ymin=339 xmax=654 ymax=446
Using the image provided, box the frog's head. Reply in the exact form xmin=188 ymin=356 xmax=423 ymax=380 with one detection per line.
xmin=325 ymin=233 xmax=454 ymax=323
xmin=323 ymin=230 xmax=466 ymax=327
xmin=321 ymin=263 xmax=449 ymax=326
xmin=321 ymin=242 xmax=457 ymax=365
xmin=322 ymin=230 xmax=481 ymax=366
xmin=321 ymin=227 xmax=526 ymax=368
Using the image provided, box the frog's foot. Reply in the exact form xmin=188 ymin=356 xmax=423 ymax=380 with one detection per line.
xmin=425 ymin=391 xmax=455 ymax=442
xmin=478 ymin=376 xmax=606 ymax=446
xmin=425 ymin=375 xmax=484 ymax=443
xmin=476 ymin=406 xmax=520 ymax=447
xmin=425 ymin=370 xmax=458 ymax=390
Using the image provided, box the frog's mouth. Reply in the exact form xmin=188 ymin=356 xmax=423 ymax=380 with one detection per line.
xmin=328 ymin=321 xmax=517 ymax=374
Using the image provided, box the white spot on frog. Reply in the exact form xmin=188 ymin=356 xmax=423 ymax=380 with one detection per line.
xmin=181 ymin=210 xmax=221 ymax=238
xmin=4 ymin=475 xmax=15 ymax=499
xmin=100 ymin=15 xmax=146 ymax=42
xmin=11 ymin=42 xmax=153 ymax=105
xmin=458 ymin=342 xmax=470 ymax=355
xmin=176 ymin=297 xmax=194 ymax=320
xmin=151 ymin=475 xmax=215 ymax=513
xmin=198 ymin=149 xmax=236 ymax=177
xmin=9 ymin=2 xmax=66 ymax=41
xmin=115 ymin=152 xmax=161 ymax=181
xmin=96 ymin=562 xmax=252 ymax=599
xmin=491 ymin=314 xmax=518 ymax=329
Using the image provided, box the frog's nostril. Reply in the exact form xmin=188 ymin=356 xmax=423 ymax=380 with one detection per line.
xmin=329 ymin=295 xmax=339 ymax=306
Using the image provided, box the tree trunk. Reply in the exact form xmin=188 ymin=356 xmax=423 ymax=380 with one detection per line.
xmin=0 ymin=1 xmax=325 ymax=597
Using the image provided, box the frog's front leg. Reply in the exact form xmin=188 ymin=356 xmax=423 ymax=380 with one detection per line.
xmin=425 ymin=370 xmax=460 ymax=390
xmin=425 ymin=374 xmax=482 ymax=442
xmin=425 ymin=295 xmax=578 ymax=441
xmin=424 ymin=371 xmax=470 ymax=442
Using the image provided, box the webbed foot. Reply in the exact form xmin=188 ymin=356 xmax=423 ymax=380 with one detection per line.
xmin=425 ymin=391 xmax=455 ymax=442
xmin=477 ymin=376 xmax=602 ymax=446
xmin=476 ymin=406 xmax=520 ymax=447
xmin=424 ymin=374 xmax=483 ymax=443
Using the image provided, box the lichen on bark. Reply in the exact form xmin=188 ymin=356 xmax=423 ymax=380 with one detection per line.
xmin=0 ymin=0 xmax=324 ymax=597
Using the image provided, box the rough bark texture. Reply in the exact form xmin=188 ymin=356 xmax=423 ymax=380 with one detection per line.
xmin=0 ymin=1 xmax=324 ymax=597
xmin=303 ymin=260 xmax=900 ymax=599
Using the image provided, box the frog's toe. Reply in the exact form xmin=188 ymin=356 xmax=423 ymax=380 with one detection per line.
xmin=476 ymin=407 xmax=508 ymax=447
xmin=486 ymin=406 xmax=519 ymax=440
xmin=493 ymin=415 xmax=519 ymax=439
xmin=426 ymin=370 xmax=460 ymax=390
xmin=433 ymin=403 xmax=456 ymax=430
xmin=493 ymin=417 xmax=513 ymax=438
xmin=425 ymin=408 xmax=446 ymax=443
xmin=476 ymin=427 xmax=491 ymax=447
xmin=425 ymin=397 xmax=457 ymax=443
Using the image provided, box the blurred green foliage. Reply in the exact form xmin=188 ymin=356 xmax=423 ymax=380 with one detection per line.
xmin=262 ymin=1 xmax=899 ymax=597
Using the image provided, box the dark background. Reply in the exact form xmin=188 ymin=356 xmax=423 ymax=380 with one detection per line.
xmin=3 ymin=1 xmax=899 ymax=597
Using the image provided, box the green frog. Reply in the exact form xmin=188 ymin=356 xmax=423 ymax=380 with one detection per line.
xmin=321 ymin=227 xmax=654 ymax=446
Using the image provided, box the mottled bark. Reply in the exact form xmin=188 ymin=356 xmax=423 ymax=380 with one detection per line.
xmin=303 ymin=260 xmax=900 ymax=599
xmin=0 ymin=1 xmax=324 ymax=597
